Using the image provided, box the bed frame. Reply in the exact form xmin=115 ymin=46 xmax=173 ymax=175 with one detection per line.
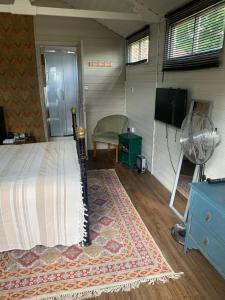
xmin=71 ymin=107 xmax=90 ymax=246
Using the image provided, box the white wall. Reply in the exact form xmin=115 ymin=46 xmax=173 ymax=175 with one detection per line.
xmin=35 ymin=16 xmax=125 ymax=149
xmin=126 ymin=25 xmax=158 ymax=167
xmin=126 ymin=22 xmax=225 ymax=192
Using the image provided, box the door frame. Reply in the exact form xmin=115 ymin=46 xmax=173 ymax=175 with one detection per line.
xmin=35 ymin=40 xmax=85 ymax=140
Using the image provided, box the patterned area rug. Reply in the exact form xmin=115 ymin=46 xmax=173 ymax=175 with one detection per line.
xmin=0 ymin=169 xmax=182 ymax=299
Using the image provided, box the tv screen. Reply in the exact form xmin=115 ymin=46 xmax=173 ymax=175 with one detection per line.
xmin=154 ymin=88 xmax=187 ymax=128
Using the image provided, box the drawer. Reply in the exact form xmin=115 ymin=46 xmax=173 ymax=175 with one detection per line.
xmin=190 ymin=191 xmax=225 ymax=244
xmin=189 ymin=219 xmax=225 ymax=278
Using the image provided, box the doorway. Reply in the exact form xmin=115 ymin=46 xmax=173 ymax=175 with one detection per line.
xmin=42 ymin=47 xmax=79 ymax=137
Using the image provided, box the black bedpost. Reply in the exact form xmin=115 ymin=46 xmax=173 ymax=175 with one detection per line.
xmin=71 ymin=106 xmax=81 ymax=159
xmin=76 ymin=127 xmax=91 ymax=246
xmin=71 ymin=108 xmax=90 ymax=246
xmin=71 ymin=107 xmax=77 ymax=141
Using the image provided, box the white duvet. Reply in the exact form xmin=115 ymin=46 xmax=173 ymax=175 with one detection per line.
xmin=0 ymin=140 xmax=85 ymax=252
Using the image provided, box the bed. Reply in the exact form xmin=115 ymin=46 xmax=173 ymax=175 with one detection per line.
xmin=0 ymin=108 xmax=90 ymax=252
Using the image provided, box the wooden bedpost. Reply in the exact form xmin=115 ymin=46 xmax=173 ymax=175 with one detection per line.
xmin=76 ymin=127 xmax=91 ymax=246
xmin=71 ymin=107 xmax=77 ymax=141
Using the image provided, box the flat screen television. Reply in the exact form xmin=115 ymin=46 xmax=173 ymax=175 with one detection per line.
xmin=154 ymin=88 xmax=187 ymax=128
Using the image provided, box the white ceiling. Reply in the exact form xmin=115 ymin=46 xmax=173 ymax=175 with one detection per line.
xmin=96 ymin=19 xmax=148 ymax=37
xmin=41 ymin=0 xmax=191 ymax=37
xmin=0 ymin=0 xmax=191 ymax=36
xmin=31 ymin=0 xmax=190 ymax=16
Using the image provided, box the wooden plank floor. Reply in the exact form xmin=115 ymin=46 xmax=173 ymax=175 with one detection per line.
xmin=88 ymin=150 xmax=225 ymax=300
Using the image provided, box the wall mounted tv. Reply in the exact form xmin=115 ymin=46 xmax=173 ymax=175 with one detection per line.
xmin=154 ymin=88 xmax=187 ymax=128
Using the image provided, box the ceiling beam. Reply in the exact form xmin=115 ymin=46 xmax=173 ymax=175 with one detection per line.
xmin=0 ymin=0 xmax=160 ymax=22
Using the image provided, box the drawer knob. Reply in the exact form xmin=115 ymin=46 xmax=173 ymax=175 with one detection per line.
xmin=203 ymin=238 xmax=209 ymax=246
xmin=204 ymin=212 xmax=212 ymax=223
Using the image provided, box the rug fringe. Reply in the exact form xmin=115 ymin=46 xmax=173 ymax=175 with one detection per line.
xmin=31 ymin=272 xmax=183 ymax=300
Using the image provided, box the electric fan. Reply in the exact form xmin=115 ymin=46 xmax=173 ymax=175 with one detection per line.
xmin=180 ymin=111 xmax=220 ymax=181
xmin=171 ymin=111 xmax=220 ymax=245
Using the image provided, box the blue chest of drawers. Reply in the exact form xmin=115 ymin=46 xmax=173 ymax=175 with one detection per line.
xmin=184 ymin=182 xmax=225 ymax=279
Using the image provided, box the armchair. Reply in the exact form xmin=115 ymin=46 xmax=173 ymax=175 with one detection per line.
xmin=92 ymin=115 xmax=128 ymax=162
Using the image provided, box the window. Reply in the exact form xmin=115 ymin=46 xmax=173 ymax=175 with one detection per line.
xmin=128 ymin=36 xmax=149 ymax=64
xmin=126 ymin=26 xmax=149 ymax=65
xmin=163 ymin=0 xmax=225 ymax=71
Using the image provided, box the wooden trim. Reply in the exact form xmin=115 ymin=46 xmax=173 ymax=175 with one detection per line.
xmin=93 ymin=141 xmax=97 ymax=158
xmin=115 ymin=145 xmax=119 ymax=163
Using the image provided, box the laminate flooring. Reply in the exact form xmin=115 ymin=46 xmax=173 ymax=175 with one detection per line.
xmin=87 ymin=150 xmax=225 ymax=300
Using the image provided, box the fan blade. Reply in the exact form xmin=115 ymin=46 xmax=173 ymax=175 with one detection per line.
xmin=195 ymin=142 xmax=205 ymax=161
xmin=188 ymin=142 xmax=198 ymax=162
xmin=181 ymin=111 xmax=217 ymax=165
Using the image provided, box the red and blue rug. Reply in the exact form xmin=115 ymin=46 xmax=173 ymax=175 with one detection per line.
xmin=0 ymin=169 xmax=182 ymax=299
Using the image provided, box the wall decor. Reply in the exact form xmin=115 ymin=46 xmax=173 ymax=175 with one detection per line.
xmin=88 ymin=60 xmax=112 ymax=67
xmin=0 ymin=13 xmax=45 ymax=141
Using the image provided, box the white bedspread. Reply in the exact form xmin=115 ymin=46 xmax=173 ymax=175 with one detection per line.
xmin=0 ymin=140 xmax=85 ymax=252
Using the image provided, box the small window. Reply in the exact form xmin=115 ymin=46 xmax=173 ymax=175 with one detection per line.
xmin=126 ymin=26 xmax=150 ymax=65
xmin=163 ymin=1 xmax=225 ymax=71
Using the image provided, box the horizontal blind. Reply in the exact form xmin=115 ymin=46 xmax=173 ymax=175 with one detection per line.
xmin=163 ymin=0 xmax=225 ymax=71
xmin=165 ymin=0 xmax=224 ymax=24
xmin=126 ymin=26 xmax=150 ymax=65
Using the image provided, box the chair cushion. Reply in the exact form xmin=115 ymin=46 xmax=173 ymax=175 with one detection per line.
xmin=93 ymin=131 xmax=119 ymax=145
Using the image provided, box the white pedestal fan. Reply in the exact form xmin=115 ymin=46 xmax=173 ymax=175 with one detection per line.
xmin=180 ymin=111 xmax=220 ymax=182
xmin=171 ymin=111 xmax=220 ymax=244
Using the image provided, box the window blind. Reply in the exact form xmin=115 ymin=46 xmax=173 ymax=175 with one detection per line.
xmin=126 ymin=26 xmax=150 ymax=65
xmin=163 ymin=0 xmax=225 ymax=71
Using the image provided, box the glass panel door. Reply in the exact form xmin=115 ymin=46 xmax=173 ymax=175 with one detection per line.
xmin=44 ymin=48 xmax=79 ymax=137
xmin=63 ymin=51 xmax=79 ymax=135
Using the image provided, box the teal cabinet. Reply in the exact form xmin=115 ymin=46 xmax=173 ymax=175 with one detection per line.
xmin=118 ymin=133 xmax=142 ymax=168
xmin=184 ymin=182 xmax=225 ymax=279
